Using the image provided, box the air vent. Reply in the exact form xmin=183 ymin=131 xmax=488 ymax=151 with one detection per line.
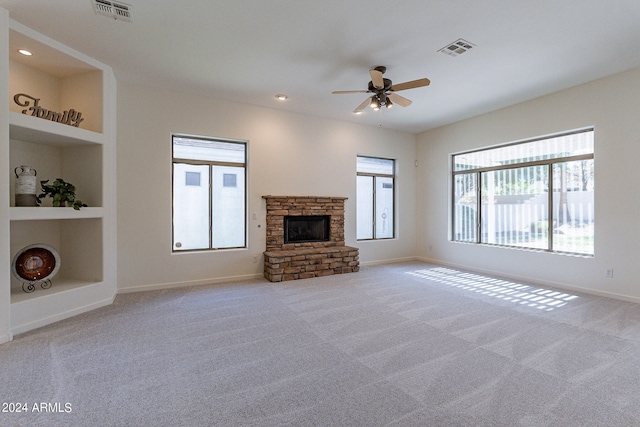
xmin=92 ymin=0 xmax=132 ymax=22
xmin=438 ymin=39 xmax=475 ymax=57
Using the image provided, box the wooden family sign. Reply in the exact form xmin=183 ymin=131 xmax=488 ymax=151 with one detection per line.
xmin=13 ymin=93 xmax=85 ymax=128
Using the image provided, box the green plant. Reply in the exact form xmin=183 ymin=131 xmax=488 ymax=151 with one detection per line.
xmin=36 ymin=178 xmax=87 ymax=210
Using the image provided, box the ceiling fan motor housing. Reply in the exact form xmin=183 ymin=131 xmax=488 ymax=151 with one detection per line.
xmin=368 ymin=78 xmax=393 ymax=92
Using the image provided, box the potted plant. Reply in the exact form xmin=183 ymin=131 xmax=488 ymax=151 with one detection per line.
xmin=36 ymin=178 xmax=87 ymax=210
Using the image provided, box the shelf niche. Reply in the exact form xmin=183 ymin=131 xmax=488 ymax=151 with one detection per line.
xmin=9 ymin=138 xmax=103 ymax=208
xmin=9 ymin=29 xmax=103 ymax=134
xmin=10 ymin=218 xmax=104 ymax=302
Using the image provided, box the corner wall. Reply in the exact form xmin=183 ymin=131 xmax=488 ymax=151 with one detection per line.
xmin=416 ymin=67 xmax=640 ymax=301
xmin=0 ymin=8 xmax=11 ymax=343
xmin=116 ymin=83 xmax=417 ymax=292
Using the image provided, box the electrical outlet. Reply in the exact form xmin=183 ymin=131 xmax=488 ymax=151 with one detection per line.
xmin=605 ymin=268 xmax=614 ymax=278
xmin=253 ymin=255 xmax=258 ymax=263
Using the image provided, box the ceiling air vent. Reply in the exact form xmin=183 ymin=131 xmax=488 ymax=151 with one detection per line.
xmin=438 ymin=39 xmax=475 ymax=57
xmin=92 ymin=0 xmax=132 ymax=22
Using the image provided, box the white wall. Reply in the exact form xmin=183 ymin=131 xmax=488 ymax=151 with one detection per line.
xmin=117 ymin=82 xmax=417 ymax=292
xmin=416 ymin=67 xmax=640 ymax=301
xmin=0 ymin=8 xmax=11 ymax=343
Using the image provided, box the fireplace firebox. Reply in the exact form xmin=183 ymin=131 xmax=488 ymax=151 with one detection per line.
xmin=284 ymin=215 xmax=330 ymax=244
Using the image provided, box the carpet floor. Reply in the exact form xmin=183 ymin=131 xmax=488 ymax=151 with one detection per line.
xmin=2 ymin=261 xmax=640 ymax=426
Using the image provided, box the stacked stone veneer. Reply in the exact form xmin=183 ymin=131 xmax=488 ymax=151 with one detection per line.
xmin=262 ymin=196 xmax=359 ymax=282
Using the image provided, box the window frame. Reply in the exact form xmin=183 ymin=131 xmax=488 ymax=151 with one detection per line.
xmin=172 ymin=133 xmax=248 ymax=252
xmin=451 ymin=128 xmax=594 ymax=256
xmin=357 ymin=155 xmax=396 ymax=241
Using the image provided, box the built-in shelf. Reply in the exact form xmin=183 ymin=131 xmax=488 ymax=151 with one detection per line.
xmin=10 ymin=279 xmax=102 ymax=304
xmin=1 ymin=9 xmax=116 ymax=340
xmin=10 ymin=111 xmax=106 ymax=146
xmin=10 ymin=206 xmax=103 ymax=220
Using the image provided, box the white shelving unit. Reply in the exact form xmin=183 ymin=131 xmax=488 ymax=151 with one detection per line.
xmin=0 ymin=8 xmax=117 ymax=341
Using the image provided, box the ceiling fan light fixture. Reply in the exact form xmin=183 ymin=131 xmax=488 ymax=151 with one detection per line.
xmin=385 ymin=96 xmax=393 ymax=108
xmin=370 ymin=96 xmax=380 ymax=109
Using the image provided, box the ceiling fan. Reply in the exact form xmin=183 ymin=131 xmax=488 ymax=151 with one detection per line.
xmin=332 ymin=66 xmax=430 ymax=112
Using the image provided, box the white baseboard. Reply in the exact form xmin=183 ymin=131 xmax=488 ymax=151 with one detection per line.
xmin=414 ymin=256 xmax=640 ymax=304
xmin=119 ymin=258 xmax=420 ymax=293
xmin=360 ymin=256 xmax=418 ymax=267
xmin=118 ymin=273 xmax=265 ymax=294
xmin=0 ymin=332 xmax=12 ymax=344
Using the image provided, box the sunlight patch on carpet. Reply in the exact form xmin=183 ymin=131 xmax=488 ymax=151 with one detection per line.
xmin=407 ymin=267 xmax=578 ymax=311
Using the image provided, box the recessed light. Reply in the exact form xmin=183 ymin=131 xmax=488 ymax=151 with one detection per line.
xmin=18 ymin=49 xmax=32 ymax=56
xmin=275 ymin=94 xmax=288 ymax=101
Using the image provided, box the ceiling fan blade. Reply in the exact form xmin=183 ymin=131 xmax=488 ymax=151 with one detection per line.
xmin=332 ymin=90 xmax=370 ymax=94
xmin=354 ymin=97 xmax=372 ymax=112
xmin=387 ymin=92 xmax=412 ymax=107
xmin=390 ymin=78 xmax=430 ymax=92
xmin=370 ymin=68 xmax=384 ymax=89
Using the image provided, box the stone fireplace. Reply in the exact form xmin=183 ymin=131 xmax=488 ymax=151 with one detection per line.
xmin=262 ymin=196 xmax=359 ymax=282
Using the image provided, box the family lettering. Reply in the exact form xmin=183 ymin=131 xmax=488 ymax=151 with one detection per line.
xmin=13 ymin=93 xmax=84 ymax=128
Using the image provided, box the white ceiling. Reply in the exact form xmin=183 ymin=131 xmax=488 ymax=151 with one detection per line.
xmin=3 ymin=0 xmax=640 ymax=134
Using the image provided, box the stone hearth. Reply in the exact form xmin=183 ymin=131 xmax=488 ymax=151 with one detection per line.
xmin=262 ymin=196 xmax=359 ymax=282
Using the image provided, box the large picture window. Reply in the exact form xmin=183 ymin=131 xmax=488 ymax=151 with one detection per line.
xmin=357 ymin=156 xmax=395 ymax=240
xmin=172 ymin=135 xmax=247 ymax=251
xmin=452 ymin=129 xmax=594 ymax=255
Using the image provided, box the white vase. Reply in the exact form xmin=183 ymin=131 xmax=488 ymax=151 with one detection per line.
xmin=15 ymin=165 xmax=38 ymax=206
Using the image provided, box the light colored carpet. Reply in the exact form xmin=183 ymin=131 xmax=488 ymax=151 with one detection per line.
xmin=2 ymin=261 xmax=640 ymax=426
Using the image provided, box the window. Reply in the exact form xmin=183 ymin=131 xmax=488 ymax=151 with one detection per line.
xmin=452 ymin=128 xmax=594 ymax=255
xmin=223 ymin=173 xmax=237 ymax=188
xmin=357 ymin=156 xmax=395 ymax=240
xmin=185 ymin=171 xmax=201 ymax=186
xmin=172 ymin=134 xmax=247 ymax=251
